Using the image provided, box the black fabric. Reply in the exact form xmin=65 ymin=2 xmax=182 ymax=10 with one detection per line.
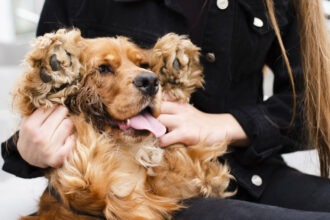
xmin=2 ymin=0 xmax=328 ymax=217
xmin=229 ymin=157 xmax=330 ymax=213
xmin=259 ymin=162 xmax=330 ymax=212
xmin=1 ymin=132 xmax=48 ymax=178
xmin=173 ymin=159 xmax=330 ymax=219
xmin=174 ymin=198 xmax=330 ymax=220
xmin=177 ymin=0 xmax=207 ymax=45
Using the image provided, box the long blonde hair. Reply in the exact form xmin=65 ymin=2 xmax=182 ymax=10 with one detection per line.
xmin=265 ymin=0 xmax=330 ymax=177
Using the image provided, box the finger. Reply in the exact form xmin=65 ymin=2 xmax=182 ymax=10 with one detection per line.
xmin=60 ymin=134 xmax=76 ymax=159
xmin=161 ymin=101 xmax=183 ymax=114
xmin=19 ymin=117 xmax=28 ymax=127
xmin=41 ymin=106 xmax=69 ymax=133
xmin=157 ymin=114 xmax=179 ymax=131
xmin=158 ymin=130 xmax=182 ymax=147
xmin=49 ymin=135 xmax=76 ymax=168
xmin=50 ymin=118 xmax=74 ymax=145
xmin=27 ymin=106 xmax=57 ymax=126
xmin=63 ymin=134 xmax=76 ymax=159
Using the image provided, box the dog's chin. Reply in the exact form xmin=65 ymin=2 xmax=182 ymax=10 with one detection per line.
xmin=108 ymin=123 xmax=154 ymax=145
xmin=114 ymin=129 xmax=153 ymax=144
xmin=120 ymin=128 xmax=151 ymax=137
xmin=112 ymin=123 xmax=152 ymax=139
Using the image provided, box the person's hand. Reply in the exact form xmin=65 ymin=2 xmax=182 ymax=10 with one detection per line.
xmin=157 ymin=101 xmax=250 ymax=147
xmin=17 ymin=106 xmax=75 ymax=168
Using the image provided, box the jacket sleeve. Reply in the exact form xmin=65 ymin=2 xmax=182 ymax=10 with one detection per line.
xmin=1 ymin=132 xmax=48 ymax=178
xmin=1 ymin=0 xmax=71 ymax=178
xmin=229 ymin=4 xmax=306 ymax=165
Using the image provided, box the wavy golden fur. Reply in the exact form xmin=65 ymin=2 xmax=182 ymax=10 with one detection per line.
xmin=15 ymin=29 xmax=232 ymax=220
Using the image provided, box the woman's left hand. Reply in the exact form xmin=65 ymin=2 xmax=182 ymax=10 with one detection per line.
xmin=157 ymin=101 xmax=250 ymax=147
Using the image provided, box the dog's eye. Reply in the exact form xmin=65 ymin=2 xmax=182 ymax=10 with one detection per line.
xmin=98 ymin=65 xmax=114 ymax=75
xmin=140 ymin=63 xmax=150 ymax=69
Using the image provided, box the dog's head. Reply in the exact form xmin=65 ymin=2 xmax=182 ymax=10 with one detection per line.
xmin=80 ymin=37 xmax=165 ymax=142
xmin=14 ymin=29 xmax=165 ymax=143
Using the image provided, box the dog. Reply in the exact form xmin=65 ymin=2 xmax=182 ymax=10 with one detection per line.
xmin=13 ymin=29 xmax=232 ymax=220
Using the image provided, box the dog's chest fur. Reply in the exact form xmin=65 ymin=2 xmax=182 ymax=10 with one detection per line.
xmin=48 ymin=121 xmax=163 ymax=208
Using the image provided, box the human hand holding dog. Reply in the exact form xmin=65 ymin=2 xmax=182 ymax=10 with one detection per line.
xmin=17 ymin=106 xmax=76 ymax=168
xmin=157 ymin=101 xmax=250 ymax=147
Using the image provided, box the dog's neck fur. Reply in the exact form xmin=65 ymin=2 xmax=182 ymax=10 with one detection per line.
xmin=64 ymin=83 xmax=164 ymax=174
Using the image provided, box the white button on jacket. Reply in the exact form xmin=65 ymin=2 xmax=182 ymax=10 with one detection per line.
xmin=217 ymin=0 xmax=229 ymax=10
xmin=251 ymin=175 xmax=263 ymax=186
xmin=253 ymin=17 xmax=264 ymax=27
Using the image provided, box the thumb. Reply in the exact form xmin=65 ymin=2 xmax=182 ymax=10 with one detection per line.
xmin=58 ymin=134 xmax=76 ymax=163
xmin=158 ymin=130 xmax=181 ymax=147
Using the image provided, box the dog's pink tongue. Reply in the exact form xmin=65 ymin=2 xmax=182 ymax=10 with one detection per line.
xmin=130 ymin=112 xmax=166 ymax=138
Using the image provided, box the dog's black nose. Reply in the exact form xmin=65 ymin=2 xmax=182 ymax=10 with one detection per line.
xmin=133 ymin=73 xmax=159 ymax=96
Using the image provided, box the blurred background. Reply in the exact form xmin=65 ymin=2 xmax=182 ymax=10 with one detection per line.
xmin=0 ymin=0 xmax=329 ymax=219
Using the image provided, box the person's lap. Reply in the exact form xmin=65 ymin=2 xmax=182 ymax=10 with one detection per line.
xmin=174 ymin=197 xmax=330 ymax=220
xmin=175 ymin=162 xmax=330 ymax=219
xmin=259 ymin=162 xmax=330 ymax=212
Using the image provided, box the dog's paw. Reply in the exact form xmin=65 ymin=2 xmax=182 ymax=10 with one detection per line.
xmin=39 ymin=41 xmax=75 ymax=85
xmin=149 ymin=33 xmax=204 ymax=102
xmin=31 ymin=29 xmax=84 ymax=90
xmin=15 ymin=29 xmax=86 ymax=114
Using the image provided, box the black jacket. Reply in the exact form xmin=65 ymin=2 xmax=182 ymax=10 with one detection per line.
xmin=1 ymin=0 xmax=305 ymax=199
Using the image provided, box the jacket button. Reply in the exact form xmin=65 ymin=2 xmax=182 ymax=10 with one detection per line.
xmin=206 ymin=52 xmax=216 ymax=63
xmin=253 ymin=17 xmax=264 ymax=28
xmin=251 ymin=175 xmax=263 ymax=186
xmin=217 ymin=0 xmax=229 ymax=10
